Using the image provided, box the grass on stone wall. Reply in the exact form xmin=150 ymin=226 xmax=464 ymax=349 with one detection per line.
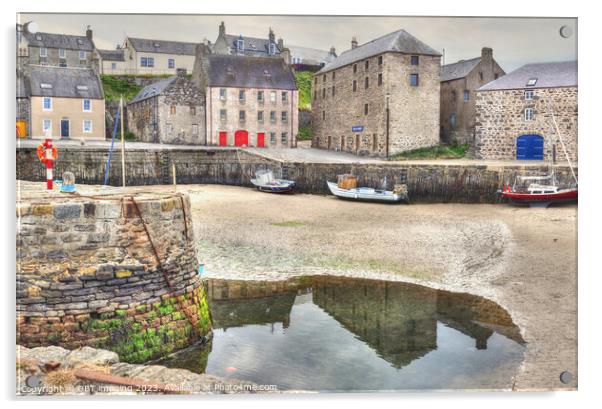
xmin=295 ymin=71 xmax=313 ymax=110
xmin=297 ymin=126 xmax=313 ymax=141
xmin=389 ymin=143 xmax=469 ymax=161
xmin=101 ymin=75 xmax=143 ymax=103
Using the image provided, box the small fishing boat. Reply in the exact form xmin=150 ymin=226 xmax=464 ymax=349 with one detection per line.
xmin=250 ymin=170 xmax=295 ymax=193
xmin=499 ymin=100 xmax=578 ymax=208
xmin=327 ymin=174 xmax=409 ymax=203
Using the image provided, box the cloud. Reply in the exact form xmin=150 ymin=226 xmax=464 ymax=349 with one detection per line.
xmin=18 ymin=14 xmax=576 ymax=71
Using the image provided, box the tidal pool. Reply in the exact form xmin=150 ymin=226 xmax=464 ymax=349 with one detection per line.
xmin=161 ymin=276 xmax=525 ymax=392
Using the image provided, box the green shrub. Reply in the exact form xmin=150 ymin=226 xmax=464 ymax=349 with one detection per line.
xmin=295 ymin=71 xmax=313 ymax=110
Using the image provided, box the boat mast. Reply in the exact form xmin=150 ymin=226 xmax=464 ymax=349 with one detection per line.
xmin=546 ymin=100 xmax=578 ymax=185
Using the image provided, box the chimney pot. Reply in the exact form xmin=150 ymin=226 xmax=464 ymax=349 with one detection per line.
xmin=351 ymin=37 xmax=358 ymax=49
xmin=86 ymin=26 xmax=93 ymax=41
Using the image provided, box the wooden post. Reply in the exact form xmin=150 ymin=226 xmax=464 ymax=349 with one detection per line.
xmin=120 ymin=95 xmax=126 ymax=187
xmin=172 ymin=162 xmax=177 ymax=192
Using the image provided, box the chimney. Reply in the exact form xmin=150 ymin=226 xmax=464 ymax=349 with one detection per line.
xmin=277 ymin=37 xmax=284 ymax=50
xmin=269 ymin=28 xmax=275 ymax=44
xmin=351 ymin=37 xmax=358 ymax=49
xmin=176 ymin=68 xmax=187 ymax=78
xmin=329 ymin=46 xmax=336 ymax=56
xmin=481 ymin=47 xmax=493 ymax=62
xmin=219 ymin=21 xmax=226 ymax=37
xmin=86 ymin=25 xmax=92 ymax=41
xmin=192 ymin=43 xmax=211 ymax=90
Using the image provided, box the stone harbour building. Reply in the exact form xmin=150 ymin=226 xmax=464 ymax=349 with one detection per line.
xmin=192 ymin=45 xmax=298 ymax=148
xmin=475 ymin=61 xmax=577 ymax=161
xmin=440 ymin=48 xmax=505 ymax=145
xmin=128 ymin=68 xmax=206 ymax=145
xmin=311 ymin=30 xmax=442 ymax=157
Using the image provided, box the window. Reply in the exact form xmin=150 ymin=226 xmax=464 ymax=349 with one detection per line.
xmin=166 ymin=123 xmax=173 ymax=135
xmin=146 ymin=57 xmax=154 ymax=67
xmin=322 ymin=111 xmax=325 ymax=121
xmin=313 ymin=90 xmax=317 ymax=100
xmin=238 ymin=89 xmax=246 ymax=102
xmin=463 ymin=90 xmax=470 ymax=101
xmin=168 ymin=59 xmax=175 ymax=69
xmin=59 ymin=48 xmax=66 ymax=58
xmin=524 ymin=108 xmax=534 ymax=121
xmin=269 ymin=43 xmax=276 ymax=55
xmin=353 ymin=64 xmax=357 ymax=74
xmin=323 ymin=75 xmax=326 ymax=83
xmin=239 ymin=110 xmax=246 ymax=121
xmin=365 ymin=60 xmax=369 ymax=70
xmin=111 ymin=62 xmax=117 ymax=70
xmin=79 ymin=51 xmax=87 ymax=61
xmin=170 ymin=106 xmax=176 ymax=115
xmin=220 ymin=109 xmax=227 ymax=121
xmin=353 ymin=80 xmax=357 ymax=92
xmin=192 ymin=124 xmax=198 ymax=135
xmin=410 ymin=74 xmax=419 ymax=86
xmin=270 ymin=132 xmax=276 ymax=143
xmin=190 ymin=106 xmax=196 ymax=116
xmin=258 ymin=111 xmax=264 ymax=123
xmin=43 ymin=97 xmax=52 ymax=111
xmin=219 ymin=88 xmax=227 ymax=101
xmin=257 ymin=90 xmax=264 ymax=102
xmin=281 ymin=132 xmax=288 ymax=144
xmin=83 ymin=99 xmax=91 ymax=112
xmin=40 ymin=83 xmax=52 ymax=89
xmin=39 ymin=47 xmax=47 ymax=57
xmin=378 ymin=73 xmax=383 ymax=86
xmin=494 ymin=73 xmax=499 ymax=79
xmin=451 ymin=90 xmax=457 ymax=101
xmin=364 ymin=77 xmax=369 ymax=89
xmin=270 ymin=91 xmax=277 ymax=103
xmin=270 ymin=111 xmax=276 ymax=123
xmin=332 ymin=86 xmax=335 ymax=97
xmin=378 ymin=55 xmax=383 ymax=66
xmin=282 ymin=111 xmax=288 ymax=122
xmin=314 ymin=77 xmax=318 ymax=85
xmin=479 ymin=72 xmax=484 ymax=81
xmin=322 ymin=88 xmax=326 ymax=98
xmin=372 ymin=134 xmax=378 ymax=151
xmin=282 ymin=91 xmax=288 ymax=102
xmin=42 ymin=119 xmax=52 ymax=132
xmin=59 ymin=60 xmax=67 ymax=68
xmin=450 ymin=113 xmax=456 ymax=129
xmin=364 ymin=103 xmax=369 ymax=115
xmin=411 ymin=55 xmax=419 ymax=65
xmin=83 ymin=120 xmax=92 ymax=133
xmin=524 ymin=90 xmax=534 ymax=100
xmin=332 ymin=72 xmax=335 ymax=80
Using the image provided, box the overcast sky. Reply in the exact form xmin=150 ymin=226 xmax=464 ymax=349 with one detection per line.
xmin=18 ymin=14 xmax=577 ymax=72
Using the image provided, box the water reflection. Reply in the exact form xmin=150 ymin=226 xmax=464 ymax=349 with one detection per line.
xmin=162 ymin=276 xmax=525 ymax=391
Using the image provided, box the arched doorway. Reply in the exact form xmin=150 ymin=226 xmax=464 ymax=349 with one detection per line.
xmin=516 ymin=134 xmax=544 ymax=160
xmin=234 ymin=130 xmax=249 ymax=147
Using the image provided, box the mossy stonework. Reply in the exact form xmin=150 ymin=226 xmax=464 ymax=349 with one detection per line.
xmin=16 ymin=192 xmax=212 ymax=363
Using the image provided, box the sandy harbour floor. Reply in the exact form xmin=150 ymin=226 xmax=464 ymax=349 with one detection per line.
xmin=18 ymin=181 xmax=578 ymax=391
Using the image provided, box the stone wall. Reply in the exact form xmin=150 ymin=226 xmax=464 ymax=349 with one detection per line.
xmin=312 ymin=52 xmax=441 ymax=157
xmin=16 ymin=147 xmax=577 ymax=203
xmin=475 ymin=86 xmax=578 ymax=160
xmin=16 ymin=192 xmax=211 ymax=363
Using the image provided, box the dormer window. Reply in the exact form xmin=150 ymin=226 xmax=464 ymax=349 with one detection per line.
xmin=77 ymin=39 xmax=84 ymax=45
xmin=35 ymin=33 xmax=42 ymax=41
xmin=526 ymin=78 xmax=538 ymax=87
xmin=154 ymin=42 xmax=160 ymax=47
xmin=40 ymin=83 xmax=52 ymax=89
xmin=77 ymin=85 xmax=89 ymax=91
xmin=227 ymin=67 xmax=235 ymax=78
xmin=269 ymin=42 xmax=276 ymax=55
xmin=263 ymin=69 xmax=271 ymax=78
xmin=236 ymin=38 xmax=244 ymax=53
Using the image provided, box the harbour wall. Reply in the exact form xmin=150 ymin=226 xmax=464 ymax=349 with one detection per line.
xmin=16 ymin=192 xmax=211 ymax=363
xmin=16 ymin=147 xmax=577 ymax=203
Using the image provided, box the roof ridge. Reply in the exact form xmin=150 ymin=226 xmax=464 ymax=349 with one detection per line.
xmin=128 ymin=36 xmax=198 ymax=45
xmin=442 ymin=56 xmax=481 ymax=68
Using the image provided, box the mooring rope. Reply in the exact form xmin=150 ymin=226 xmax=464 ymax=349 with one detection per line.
xmin=127 ymin=195 xmax=200 ymax=337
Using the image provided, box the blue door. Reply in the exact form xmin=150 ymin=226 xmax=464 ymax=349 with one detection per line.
xmin=60 ymin=119 xmax=70 ymax=139
xmin=516 ymin=134 xmax=544 ymax=160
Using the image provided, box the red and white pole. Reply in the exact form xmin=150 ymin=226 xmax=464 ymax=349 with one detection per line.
xmin=44 ymin=138 xmax=54 ymax=190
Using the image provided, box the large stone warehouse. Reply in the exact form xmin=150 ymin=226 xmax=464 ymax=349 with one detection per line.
xmin=475 ymin=61 xmax=577 ymax=161
xmin=311 ymin=29 xmax=442 ymax=158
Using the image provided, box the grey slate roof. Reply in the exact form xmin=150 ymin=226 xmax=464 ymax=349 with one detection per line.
xmin=478 ymin=61 xmax=577 ymax=91
xmin=127 ymin=37 xmax=197 ymax=55
xmin=204 ymin=54 xmax=297 ymax=90
xmin=28 ymin=66 xmax=104 ymax=99
xmin=317 ymin=29 xmax=441 ymax=74
xmin=129 ymin=77 xmax=177 ymax=104
xmin=98 ymin=49 xmax=125 ymax=62
xmin=224 ymin=34 xmax=281 ymax=57
xmin=288 ymin=45 xmax=336 ymax=66
xmin=22 ymin=31 xmax=94 ymax=51
xmin=440 ymin=57 xmax=481 ymax=82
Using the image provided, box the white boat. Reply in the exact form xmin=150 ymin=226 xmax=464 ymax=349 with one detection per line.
xmin=326 ymin=181 xmax=408 ymax=203
xmin=250 ymin=170 xmax=296 ymax=193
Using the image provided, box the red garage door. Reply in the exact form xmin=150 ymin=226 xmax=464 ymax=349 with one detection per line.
xmin=234 ymin=130 xmax=249 ymax=147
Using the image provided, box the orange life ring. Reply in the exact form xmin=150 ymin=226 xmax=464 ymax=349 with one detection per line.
xmin=37 ymin=145 xmax=58 ymax=161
